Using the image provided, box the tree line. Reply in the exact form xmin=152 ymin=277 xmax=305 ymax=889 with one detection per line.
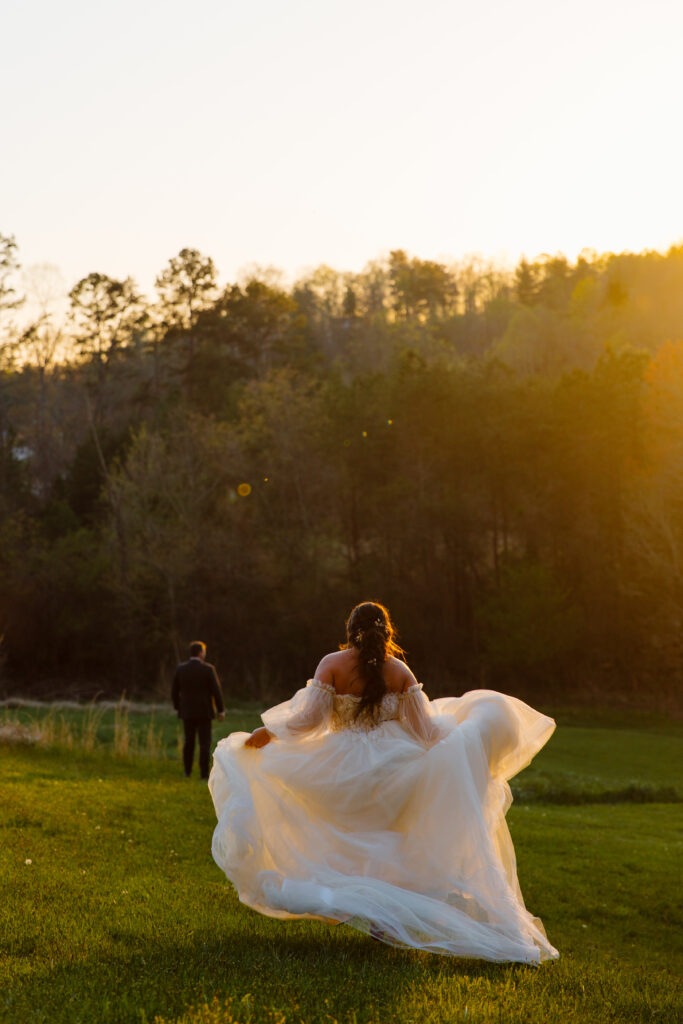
xmin=1 ymin=234 xmax=683 ymax=709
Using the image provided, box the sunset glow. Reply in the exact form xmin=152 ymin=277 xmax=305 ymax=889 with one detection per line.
xmin=2 ymin=0 xmax=682 ymax=291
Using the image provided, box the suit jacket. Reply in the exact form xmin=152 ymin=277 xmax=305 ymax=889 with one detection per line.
xmin=172 ymin=659 xmax=225 ymax=720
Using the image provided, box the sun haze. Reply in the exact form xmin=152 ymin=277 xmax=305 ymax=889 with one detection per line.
xmin=2 ymin=0 xmax=682 ymax=291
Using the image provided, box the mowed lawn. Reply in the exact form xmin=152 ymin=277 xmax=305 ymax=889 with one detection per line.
xmin=1 ymin=707 xmax=681 ymax=1024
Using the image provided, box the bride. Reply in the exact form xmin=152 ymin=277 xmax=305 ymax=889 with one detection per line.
xmin=209 ymin=601 xmax=559 ymax=963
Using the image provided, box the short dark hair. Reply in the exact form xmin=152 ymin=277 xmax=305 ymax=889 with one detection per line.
xmin=189 ymin=641 xmax=206 ymax=658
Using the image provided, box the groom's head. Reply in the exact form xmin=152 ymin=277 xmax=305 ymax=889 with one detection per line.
xmin=189 ymin=641 xmax=206 ymax=660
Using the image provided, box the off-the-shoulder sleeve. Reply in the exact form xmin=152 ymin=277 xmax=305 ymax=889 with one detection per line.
xmin=398 ymin=683 xmax=444 ymax=747
xmin=261 ymin=679 xmax=334 ymax=740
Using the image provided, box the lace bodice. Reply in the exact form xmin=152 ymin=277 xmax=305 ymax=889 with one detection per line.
xmin=261 ymin=678 xmax=439 ymax=744
xmin=329 ymin=687 xmax=402 ymax=732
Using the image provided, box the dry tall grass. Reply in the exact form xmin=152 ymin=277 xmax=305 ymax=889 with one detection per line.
xmin=0 ymin=699 xmax=167 ymax=760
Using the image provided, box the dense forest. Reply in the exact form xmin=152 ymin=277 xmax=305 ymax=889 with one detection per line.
xmin=1 ymin=234 xmax=683 ymax=709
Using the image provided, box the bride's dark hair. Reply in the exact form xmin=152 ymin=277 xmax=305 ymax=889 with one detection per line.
xmin=341 ymin=601 xmax=405 ymax=720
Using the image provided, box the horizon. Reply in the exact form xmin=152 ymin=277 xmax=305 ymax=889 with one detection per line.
xmin=10 ymin=236 xmax=683 ymax=329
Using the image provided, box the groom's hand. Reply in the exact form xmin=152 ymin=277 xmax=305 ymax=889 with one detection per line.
xmin=245 ymin=727 xmax=272 ymax=748
xmin=217 ymin=712 xmax=226 ymax=721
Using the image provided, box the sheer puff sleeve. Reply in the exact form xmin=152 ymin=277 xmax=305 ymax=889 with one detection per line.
xmin=398 ymin=683 xmax=444 ymax=747
xmin=261 ymin=679 xmax=334 ymax=740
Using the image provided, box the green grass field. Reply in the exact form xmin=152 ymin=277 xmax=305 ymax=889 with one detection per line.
xmin=1 ymin=704 xmax=681 ymax=1023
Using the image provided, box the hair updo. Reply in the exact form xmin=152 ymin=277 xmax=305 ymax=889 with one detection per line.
xmin=342 ymin=601 xmax=404 ymax=720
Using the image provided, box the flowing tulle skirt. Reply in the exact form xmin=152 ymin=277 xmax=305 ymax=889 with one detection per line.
xmin=209 ymin=689 xmax=558 ymax=963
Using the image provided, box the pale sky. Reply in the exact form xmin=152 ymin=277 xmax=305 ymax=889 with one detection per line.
xmin=3 ymin=0 xmax=683 ymax=298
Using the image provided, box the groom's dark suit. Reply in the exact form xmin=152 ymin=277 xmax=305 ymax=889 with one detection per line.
xmin=172 ymin=657 xmax=225 ymax=778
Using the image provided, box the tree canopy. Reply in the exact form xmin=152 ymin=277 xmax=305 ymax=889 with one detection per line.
xmin=1 ymin=239 xmax=683 ymax=710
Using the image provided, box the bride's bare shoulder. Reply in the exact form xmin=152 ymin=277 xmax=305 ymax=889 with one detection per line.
xmin=385 ymin=656 xmax=419 ymax=693
xmin=313 ymin=648 xmax=354 ymax=687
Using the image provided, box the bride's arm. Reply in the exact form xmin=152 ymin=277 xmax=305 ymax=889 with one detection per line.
xmin=245 ymin=726 xmax=272 ymax=748
xmin=245 ymin=669 xmax=335 ymax=747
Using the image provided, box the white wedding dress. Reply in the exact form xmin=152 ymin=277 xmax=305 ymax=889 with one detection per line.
xmin=209 ymin=681 xmax=559 ymax=963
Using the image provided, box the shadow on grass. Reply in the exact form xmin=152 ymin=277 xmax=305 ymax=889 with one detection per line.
xmin=3 ymin=924 xmax=525 ymax=1024
xmin=512 ymin=782 xmax=682 ymax=804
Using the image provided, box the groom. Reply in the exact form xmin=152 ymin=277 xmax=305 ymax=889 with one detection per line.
xmin=172 ymin=641 xmax=225 ymax=779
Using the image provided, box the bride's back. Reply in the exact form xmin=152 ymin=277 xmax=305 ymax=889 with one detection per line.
xmin=315 ymin=648 xmax=416 ymax=697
